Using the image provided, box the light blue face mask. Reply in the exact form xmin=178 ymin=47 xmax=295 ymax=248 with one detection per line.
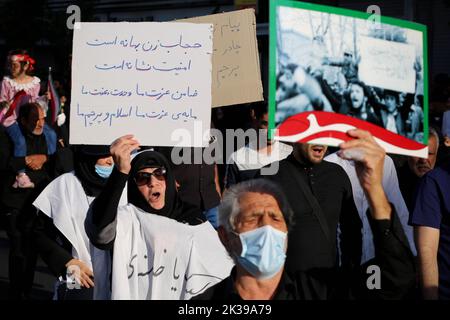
xmin=95 ymin=164 xmax=114 ymax=179
xmin=235 ymin=225 xmax=287 ymax=280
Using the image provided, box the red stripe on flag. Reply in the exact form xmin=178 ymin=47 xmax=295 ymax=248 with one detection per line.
xmin=277 ymin=111 xmax=425 ymax=151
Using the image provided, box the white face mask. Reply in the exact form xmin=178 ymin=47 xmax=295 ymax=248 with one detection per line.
xmin=234 ymin=225 xmax=287 ymax=280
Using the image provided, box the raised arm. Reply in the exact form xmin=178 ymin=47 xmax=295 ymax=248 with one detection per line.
xmin=339 ymin=129 xmax=415 ymax=299
xmin=88 ymin=135 xmax=140 ymax=250
xmin=339 ymin=129 xmax=391 ymax=220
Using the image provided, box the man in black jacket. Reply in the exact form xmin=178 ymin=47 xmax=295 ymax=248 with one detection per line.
xmin=263 ymin=139 xmax=362 ymax=299
xmin=0 ymin=103 xmax=56 ymax=299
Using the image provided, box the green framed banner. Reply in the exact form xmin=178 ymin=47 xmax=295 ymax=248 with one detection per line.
xmin=269 ymin=0 xmax=428 ymax=158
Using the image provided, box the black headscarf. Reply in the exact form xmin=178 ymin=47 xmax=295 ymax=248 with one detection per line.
xmin=74 ymin=145 xmax=111 ymax=197
xmin=128 ymin=150 xmax=205 ymax=225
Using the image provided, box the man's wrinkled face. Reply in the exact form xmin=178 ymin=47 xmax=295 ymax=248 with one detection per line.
xmin=234 ymin=192 xmax=287 ymax=234
xmin=408 ymin=135 xmax=438 ymax=177
xmin=220 ymin=192 xmax=288 ymax=267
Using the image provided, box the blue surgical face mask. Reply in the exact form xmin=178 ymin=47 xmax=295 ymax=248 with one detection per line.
xmin=95 ymin=164 xmax=113 ymax=179
xmin=234 ymin=225 xmax=287 ymax=280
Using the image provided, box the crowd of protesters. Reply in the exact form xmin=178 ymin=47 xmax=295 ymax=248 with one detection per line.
xmin=0 ymin=49 xmax=450 ymax=301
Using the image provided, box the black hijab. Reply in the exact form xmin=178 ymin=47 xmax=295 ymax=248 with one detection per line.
xmin=74 ymin=145 xmax=111 ymax=197
xmin=128 ymin=150 xmax=205 ymax=225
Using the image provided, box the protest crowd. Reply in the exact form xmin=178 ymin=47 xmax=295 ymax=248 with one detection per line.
xmin=0 ymin=2 xmax=450 ymax=302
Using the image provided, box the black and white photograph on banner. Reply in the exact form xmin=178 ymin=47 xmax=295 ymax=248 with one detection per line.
xmin=274 ymin=2 xmax=427 ymax=144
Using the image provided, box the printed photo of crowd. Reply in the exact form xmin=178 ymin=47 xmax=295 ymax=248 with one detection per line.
xmin=275 ymin=5 xmax=425 ymax=143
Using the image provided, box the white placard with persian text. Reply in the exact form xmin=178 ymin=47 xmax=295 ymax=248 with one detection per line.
xmin=70 ymin=22 xmax=213 ymax=146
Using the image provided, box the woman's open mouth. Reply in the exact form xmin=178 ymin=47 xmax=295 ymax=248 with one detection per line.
xmin=149 ymin=192 xmax=161 ymax=202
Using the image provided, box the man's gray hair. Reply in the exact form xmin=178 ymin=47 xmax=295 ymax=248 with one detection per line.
xmin=429 ymin=127 xmax=440 ymax=149
xmin=219 ymin=178 xmax=294 ymax=232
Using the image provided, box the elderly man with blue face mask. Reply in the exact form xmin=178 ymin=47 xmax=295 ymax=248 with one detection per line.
xmin=192 ymin=178 xmax=297 ymax=300
xmin=193 ymin=129 xmax=416 ymax=300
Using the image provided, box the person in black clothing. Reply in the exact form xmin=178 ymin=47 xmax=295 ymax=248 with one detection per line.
xmin=0 ymin=102 xmax=56 ymax=299
xmin=86 ymin=135 xmax=232 ymax=299
xmin=158 ymin=145 xmax=222 ymax=228
xmin=195 ymin=130 xmax=415 ymax=300
xmin=334 ymin=130 xmax=416 ymax=299
xmin=264 ymin=130 xmax=416 ymax=299
xmin=32 ymin=145 xmax=114 ymax=300
xmin=0 ymin=124 xmax=8 ymax=228
xmin=88 ymin=135 xmax=205 ymax=250
xmin=263 ymin=140 xmax=362 ymax=300
xmin=87 ymin=135 xmax=206 ymax=250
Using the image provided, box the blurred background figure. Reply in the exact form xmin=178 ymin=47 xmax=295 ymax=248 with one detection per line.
xmin=398 ymin=128 xmax=439 ymax=212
